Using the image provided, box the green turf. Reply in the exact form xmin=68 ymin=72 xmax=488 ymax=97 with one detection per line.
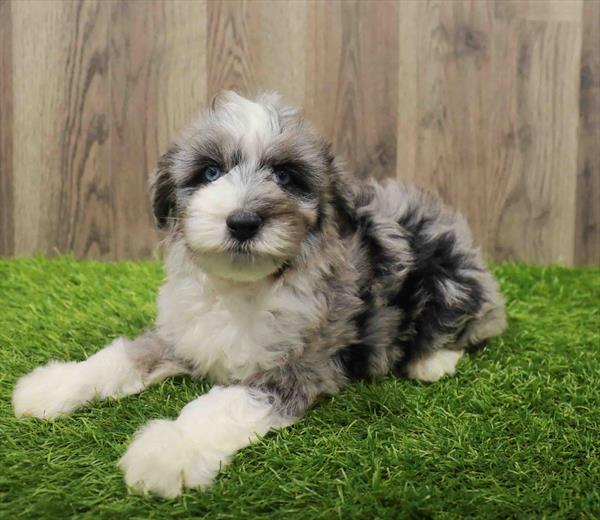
xmin=0 ymin=257 xmax=598 ymax=519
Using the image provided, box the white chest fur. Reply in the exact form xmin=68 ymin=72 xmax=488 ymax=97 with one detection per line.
xmin=155 ymin=267 xmax=323 ymax=384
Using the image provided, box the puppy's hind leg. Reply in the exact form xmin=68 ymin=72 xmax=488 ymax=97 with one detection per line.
xmin=405 ymin=349 xmax=464 ymax=383
xmin=13 ymin=332 xmax=186 ymax=420
xmin=405 ymin=300 xmax=506 ymax=383
xmin=460 ymin=303 xmax=507 ymax=351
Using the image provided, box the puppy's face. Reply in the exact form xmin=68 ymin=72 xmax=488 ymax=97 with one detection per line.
xmin=153 ymin=92 xmax=333 ymax=282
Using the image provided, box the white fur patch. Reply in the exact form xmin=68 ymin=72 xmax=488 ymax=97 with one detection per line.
xmin=217 ymin=91 xmax=278 ymax=156
xmin=13 ymin=361 xmax=90 ymax=419
xmin=13 ymin=338 xmax=145 ymax=419
xmin=406 ymin=349 xmax=464 ymax=383
xmin=157 ymin=244 xmax=324 ymax=383
xmin=194 ymin=251 xmax=282 ymax=283
xmin=119 ymin=385 xmax=289 ymax=497
xmin=183 ymin=169 xmax=287 ymax=282
xmin=185 ymin=174 xmax=243 ymax=252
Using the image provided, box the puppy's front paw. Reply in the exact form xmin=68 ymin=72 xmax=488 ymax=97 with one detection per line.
xmin=13 ymin=361 xmax=91 ymax=419
xmin=118 ymin=419 xmax=222 ymax=498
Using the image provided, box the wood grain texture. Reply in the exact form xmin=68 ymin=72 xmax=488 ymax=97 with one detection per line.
xmin=575 ymin=0 xmax=600 ymax=265
xmin=397 ymin=0 xmax=583 ymax=264
xmin=56 ymin=0 xmax=110 ymax=259
xmin=207 ymin=0 xmax=252 ymax=96
xmin=2 ymin=0 xmax=597 ymax=265
xmin=497 ymin=0 xmax=583 ymax=22
xmin=11 ymin=0 xmax=110 ymax=258
xmin=396 ymin=0 xmax=420 ymax=185
xmin=109 ymin=0 xmax=206 ymax=259
xmin=245 ymin=0 xmax=307 ymax=105
xmin=306 ymin=0 xmax=399 ymax=180
xmin=399 ymin=0 xmax=509 ymax=255
xmin=0 ymin=0 xmax=14 ymax=256
xmin=494 ymin=6 xmax=582 ymax=264
xmin=206 ymin=0 xmax=306 ymax=104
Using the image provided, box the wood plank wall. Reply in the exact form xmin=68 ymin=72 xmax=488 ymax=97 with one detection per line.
xmin=0 ymin=0 xmax=598 ymax=264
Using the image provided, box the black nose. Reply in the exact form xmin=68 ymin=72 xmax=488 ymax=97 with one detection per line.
xmin=226 ymin=210 xmax=262 ymax=241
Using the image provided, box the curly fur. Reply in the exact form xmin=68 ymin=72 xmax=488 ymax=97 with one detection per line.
xmin=13 ymin=91 xmax=506 ymax=497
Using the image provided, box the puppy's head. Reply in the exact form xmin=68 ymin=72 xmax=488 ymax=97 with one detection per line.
xmin=152 ymin=91 xmax=336 ymax=282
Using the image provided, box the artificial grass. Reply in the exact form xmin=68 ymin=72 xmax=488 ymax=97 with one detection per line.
xmin=0 ymin=257 xmax=598 ymax=519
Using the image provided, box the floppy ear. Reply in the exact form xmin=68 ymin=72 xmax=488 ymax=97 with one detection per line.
xmin=151 ymin=146 xmax=178 ymax=229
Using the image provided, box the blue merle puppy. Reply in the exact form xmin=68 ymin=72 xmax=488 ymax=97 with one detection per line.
xmin=13 ymin=91 xmax=506 ymax=497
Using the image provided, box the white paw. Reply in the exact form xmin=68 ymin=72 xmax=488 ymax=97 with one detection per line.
xmin=118 ymin=419 xmax=223 ymax=498
xmin=13 ymin=361 xmax=92 ymax=419
xmin=407 ymin=349 xmax=464 ymax=383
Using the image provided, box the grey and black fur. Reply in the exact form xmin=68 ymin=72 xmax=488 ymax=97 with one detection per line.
xmin=13 ymin=91 xmax=506 ymax=497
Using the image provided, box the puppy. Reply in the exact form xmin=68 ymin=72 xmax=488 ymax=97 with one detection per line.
xmin=13 ymin=91 xmax=506 ymax=498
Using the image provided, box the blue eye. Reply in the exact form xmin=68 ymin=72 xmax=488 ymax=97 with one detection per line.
xmin=274 ymin=169 xmax=291 ymax=186
xmin=203 ymin=166 xmax=222 ymax=182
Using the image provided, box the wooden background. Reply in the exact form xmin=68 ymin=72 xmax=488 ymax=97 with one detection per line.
xmin=0 ymin=0 xmax=598 ymax=265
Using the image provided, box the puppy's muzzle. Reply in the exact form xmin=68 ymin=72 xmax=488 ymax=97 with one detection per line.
xmin=226 ymin=210 xmax=263 ymax=242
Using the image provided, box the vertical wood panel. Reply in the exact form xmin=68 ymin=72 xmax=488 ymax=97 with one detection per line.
xmin=575 ymin=0 xmax=600 ymax=265
xmin=109 ymin=0 xmax=206 ymax=259
xmin=398 ymin=0 xmax=496 ymax=253
xmin=397 ymin=0 xmax=582 ymax=264
xmin=155 ymin=2 xmax=207 ymax=149
xmin=396 ymin=0 xmax=419 ymax=184
xmin=245 ymin=1 xmax=307 ymax=106
xmin=306 ymin=0 xmax=399 ymax=179
xmin=442 ymin=1 xmax=495 ymax=252
xmin=492 ymin=2 xmax=581 ymax=263
xmin=11 ymin=0 xmax=58 ymax=255
xmin=57 ymin=1 xmax=110 ymax=258
xmin=12 ymin=0 xmax=110 ymax=258
xmin=207 ymin=0 xmax=252 ymax=96
xmin=498 ymin=0 xmax=583 ymax=22
xmin=2 ymin=0 xmax=597 ymax=265
xmin=0 ymin=0 xmax=14 ymax=256
xmin=206 ymin=0 xmax=306 ymax=105
xmin=398 ymin=0 xmax=515 ymax=256
xmin=494 ymin=3 xmax=582 ymax=264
